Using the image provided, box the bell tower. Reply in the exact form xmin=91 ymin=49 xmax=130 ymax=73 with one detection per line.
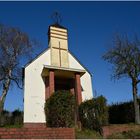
xmin=48 ymin=23 xmax=69 ymax=68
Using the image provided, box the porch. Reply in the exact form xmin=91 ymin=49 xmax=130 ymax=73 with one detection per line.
xmin=41 ymin=65 xmax=86 ymax=105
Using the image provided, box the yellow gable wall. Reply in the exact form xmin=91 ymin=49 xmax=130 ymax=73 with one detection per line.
xmin=49 ymin=26 xmax=69 ymax=68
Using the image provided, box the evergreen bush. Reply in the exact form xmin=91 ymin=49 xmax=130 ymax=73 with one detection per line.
xmin=11 ymin=110 xmax=23 ymax=125
xmin=44 ymin=90 xmax=75 ymax=127
xmin=0 ymin=109 xmax=23 ymax=127
xmin=79 ymin=95 xmax=108 ymax=134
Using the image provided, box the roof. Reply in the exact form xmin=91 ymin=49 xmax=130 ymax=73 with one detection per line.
xmin=23 ymin=48 xmax=93 ymax=77
xmin=42 ymin=65 xmax=86 ymax=78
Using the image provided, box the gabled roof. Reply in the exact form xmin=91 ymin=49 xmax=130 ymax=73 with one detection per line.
xmin=23 ymin=48 xmax=93 ymax=77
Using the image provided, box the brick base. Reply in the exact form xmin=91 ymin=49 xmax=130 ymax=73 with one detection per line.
xmin=0 ymin=127 xmax=75 ymax=139
xmin=24 ymin=123 xmax=46 ymax=128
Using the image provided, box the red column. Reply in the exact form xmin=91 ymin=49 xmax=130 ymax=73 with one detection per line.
xmin=49 ymin=70 xmax=55 ymax=96
xmin=75 ymin=73 xmax=82 ymax=105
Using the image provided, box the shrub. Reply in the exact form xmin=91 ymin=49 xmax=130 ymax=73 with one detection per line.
xmin=108 ymin=101 xmax=135 ymax=124
xmin=79 ymin=95 xmax=108 ymax=134
xmin=94 ymin=96 xmax=108 ymax=126
xmin=11 ymin=109 xmax=23 ymax=125
xmin=0 ymin=109 xmax=23 ymax=127
xmin=0 ymin=110 xmax=11 ymax=127
xmin=44 ymin=90 xmax=75 ymax=127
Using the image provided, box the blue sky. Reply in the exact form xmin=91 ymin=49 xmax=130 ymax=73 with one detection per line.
xmin=0 ymin=1 xmax=140 ymax=111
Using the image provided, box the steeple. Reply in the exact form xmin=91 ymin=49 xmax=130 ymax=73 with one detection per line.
xmin=48 ymin=13 xmax=69 ymax=68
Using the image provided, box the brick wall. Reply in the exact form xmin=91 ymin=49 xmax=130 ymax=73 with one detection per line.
xmin=0 ymin=127 xmax=75 ymax=139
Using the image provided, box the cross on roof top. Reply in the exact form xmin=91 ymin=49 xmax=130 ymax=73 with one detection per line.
xmin=51 ymin=12 xmax=62 ymax=25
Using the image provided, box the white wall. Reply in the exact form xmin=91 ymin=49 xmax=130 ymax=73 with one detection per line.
xmin=81 ymin=72 xmax=93 ymax=101
xmin=24 ymin=49 xmax=93 ymax=123
xmin=68 ymin=53 xmax=93 ymax=101
xmin=24 ymin=49 xmax=50 ymax=123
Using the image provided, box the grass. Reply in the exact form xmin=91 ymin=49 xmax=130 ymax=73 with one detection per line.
xmin=75 ymin=128 xmax=102 ymax=139
xmin=107 ymin=130 xmax=140 ymax=139
xmin=105 ymin=123 xmax=140 ymax=138
xmin=0 ymin=124 xmax=23 ymax=128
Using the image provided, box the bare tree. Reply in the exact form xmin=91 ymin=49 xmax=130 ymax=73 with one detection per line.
xmin=0 ymin=24 xmax=33 ymax=115
xmin=103 ymin=35 xmax=140 ymax=124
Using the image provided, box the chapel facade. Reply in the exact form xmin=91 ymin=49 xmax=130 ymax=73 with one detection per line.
xmin=23 ymin=23 xmax=93 ymax=126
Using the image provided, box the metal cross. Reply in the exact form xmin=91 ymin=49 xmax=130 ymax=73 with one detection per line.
xmin=51 ymin=12 xmax=62 ymax=25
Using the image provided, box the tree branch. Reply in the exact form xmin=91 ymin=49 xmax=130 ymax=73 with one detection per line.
xmin=9 ymin=77 xmax=23 ymax=89
xmin=137 ymin=79 xmax=140 ymax=84
xmin=0 ymin=77 xmax=5 ymax=81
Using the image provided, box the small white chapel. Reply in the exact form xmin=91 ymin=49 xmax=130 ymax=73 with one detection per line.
xmin=23 ymin=22 xmax=93 ymax=127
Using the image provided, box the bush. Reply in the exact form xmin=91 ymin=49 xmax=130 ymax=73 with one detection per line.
xmin=11 ymin=110 xmax=23 ymax=125
xmin=94 ymin=96 xmax=108 ymax=126
xmin=0 ymin=110 xmax=11 ymax=127
xmin=108 ymin=101 xmax=135 ymax=124
xmin=44 ymin=90 xmax=75 ymax=127
xmin=79 ymin=95 xmax=108 ymax=134
xmin=0 ymin=109 xmax=23 ymax=127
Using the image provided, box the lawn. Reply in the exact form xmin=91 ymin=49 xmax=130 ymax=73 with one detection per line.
xmin=107 ymin=130 xmax=140 ymax=139
xmin=75 ymin=129 xmax=102 ymax=139
xmin=104 ymin=123 xmax=140 ymax=139
xmin=76 ymin=124 xmax=140 ymax=139
xmin=0 ymin=124 xmax=23 ymax=128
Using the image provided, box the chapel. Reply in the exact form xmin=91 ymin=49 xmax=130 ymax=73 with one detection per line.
xmin=23 ymin=23 xmax=93 ymax=126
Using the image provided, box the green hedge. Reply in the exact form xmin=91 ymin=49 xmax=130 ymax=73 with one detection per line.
xmin=108 ymin=101 xmax=135 ymax=124
xmin=44 ymin=90 xmax=75 ymax=127
xmin=79 ymin=95 xmax=108 ymax=133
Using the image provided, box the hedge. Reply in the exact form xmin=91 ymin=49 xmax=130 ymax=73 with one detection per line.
xmin=108 ymin=101 xmax=135 ymax=124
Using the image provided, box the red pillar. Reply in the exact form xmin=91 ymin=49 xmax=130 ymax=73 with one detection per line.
xmin=49 ymin=70 xmax=55 ymax=96
xmin=75 ymin=73 xmax=82 ymax=105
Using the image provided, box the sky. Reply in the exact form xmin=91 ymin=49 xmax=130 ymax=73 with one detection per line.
xmin=0 ymin=1 xmax=140 ymax=111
